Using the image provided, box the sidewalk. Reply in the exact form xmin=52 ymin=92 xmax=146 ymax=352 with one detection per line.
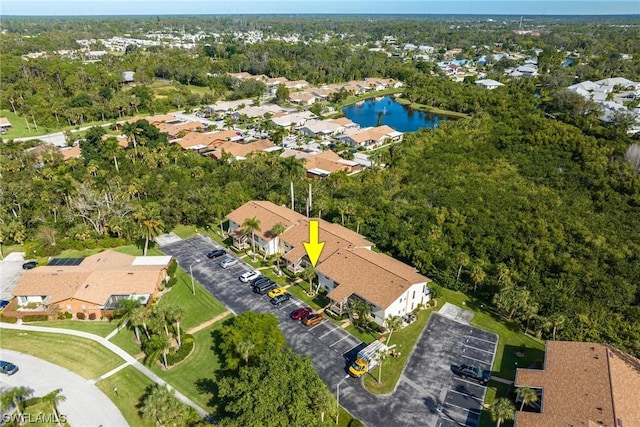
xmin=0 ymin=322 xmax=209 ymax=417
xmin=186 ymin=310 xmax=231 ymax=334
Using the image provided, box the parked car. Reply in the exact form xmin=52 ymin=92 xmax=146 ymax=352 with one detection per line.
xmin=454 ymin=364 xmax=491 ymax=385
xmin=250 ymin=276 xmax=270 ymax=287
xmin=22 ymin=261 xmax=38 ymax=270
xmin=220 ymin=257 xmax=238 ymax=269
xmin=239 ymin=270 xmax=261 ymax=283
xmin=302 ymin=313 xmax=324 ymax=326
xmin=206 ymin=249 xmax=226 ymax=259
xmin=0 ymin=360 xmax=19 ymax=376
xmin=267 ymin=287 xmax=288 ymax=299
xmin=270 ymin=293 xmax=292 ymax=305
xmin=290 ymin=307 xmax=313 ymax=320
xmin=0 ymin=300 xmax=9 ymax=310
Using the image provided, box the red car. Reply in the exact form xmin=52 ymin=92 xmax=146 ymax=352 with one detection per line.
xmin=290 ymin=307 xmax=313 ymax=321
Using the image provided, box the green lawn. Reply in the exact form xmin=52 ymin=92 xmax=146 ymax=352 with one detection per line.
xmin=162 ymin=269 xmax=227 ymax=330
xmin=363 ymin=303 xmax=437 ymax=393
xmin=109 ymin=327 xmax=144 ymax=357
xmin=148 ymin=323 xmax=222 ymax=411
xmin=479 ymin=380 xmax=514 ymax=427
xmin=0 ymin=109 xmax=113 ymax=139
xmin=96 ymin=366 xmax=156 ymax=427
xmin=344 ymin=323 xmax=381 ymax=345
xmin=0 ymin=329 xmax=124 ymax=379
xmin=26 ymin=319 xmax=117 ymax=337
xmin=286 ymin=282 xmax=331 ymax=311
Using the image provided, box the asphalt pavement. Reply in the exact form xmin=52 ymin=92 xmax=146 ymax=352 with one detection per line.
xmin=0 ymin=349 xmax=128 ymax=427
xmin=161 ymin=235 xmax=499 ymax=427
xmin=0 ymin=252 xmax=26 ymax=301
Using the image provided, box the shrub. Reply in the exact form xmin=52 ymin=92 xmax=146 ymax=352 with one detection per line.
xmin=76 ymin=312 xmax=86 ymax=320
xmin=0 ymin=314 xmax=18 ymax=324
xmin=166 ymin=334 xmax=194 ymax=365
xmin=22 ymin=315 xmax=48 ymax=322
xmin=348 ymin=419 xmax=365 ymax=427
xmin=65 ymin=311 xmax=73 ymax=319
xmin=88 ymin=313 xmax=97 ymax=320
xmin=167 ymin=259 xmax=178 ymax=276
xmin=167 ymin=277 xmax=178 ymax=288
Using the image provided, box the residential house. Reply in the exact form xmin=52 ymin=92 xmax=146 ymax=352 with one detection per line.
xmin=330 ymin=117 xmax=359 ymax=129
xmin=341 ymin=125 xmax=403 ymax=149
xmin=272 ymin=111 xmax=316 ymax=128
xmin=10 ymin=250 xmax=172 ymax=319
xmin=514 ymin=341 xmax=640 ymax=427
xmin=0 ymin=117 xmax=13 ymax=132
xmin=475 ymin=79 xmax=505 ymax=90
xmin=289 ymin=92 xmax=317 ymax=106
xmin=210 ymin=138 xmax=277 ymax=160
xmin=285 ymin=80 xmax=310 ymax=91
xmin=205 ymin=99 xmax=254 ymax=114
xmin=155 ymin=120 xmax=206 ymax=139
xmin=59 ymin=146 xmax=82 ymax=161
xmin=298 ymin=119 xmax=345 ymax=137
xmin=280 ymin=149 xmax=360 ymax=178
xmin=225 ymin=201 xmax=431 ymax=325
xmin=172 ymin=131 xmax=223 ymax=151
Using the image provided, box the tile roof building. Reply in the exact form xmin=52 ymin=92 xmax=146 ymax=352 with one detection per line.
xmin=11 ymin=250 xmax=172 ymax=319
xmin=515 ymin=341 xmax=640 ymax=427
xmin=226 ymin=201 xmax=431 ymax=324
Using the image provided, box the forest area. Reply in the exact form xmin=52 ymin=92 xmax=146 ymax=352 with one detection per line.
xmin=1 ymin=16 xmax=639 ymax=356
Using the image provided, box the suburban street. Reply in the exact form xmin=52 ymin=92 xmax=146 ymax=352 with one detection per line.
xmin=161 ymin=235 xmax=498 ymax=427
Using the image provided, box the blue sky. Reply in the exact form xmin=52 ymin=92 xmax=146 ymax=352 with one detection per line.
xmin=1 ymin=1 xmax=638 ymax=16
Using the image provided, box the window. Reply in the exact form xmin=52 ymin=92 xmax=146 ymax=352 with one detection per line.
xmin=66 ymin=304 xmax=72 ymax=313
xmin=413 ymin=291 xmax=416 ymax=299
xmin=82 ymin=305 xmax=87 ymax=313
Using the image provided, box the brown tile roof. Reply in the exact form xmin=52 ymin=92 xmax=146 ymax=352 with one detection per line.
xmin=515 ymin=341 xmax=640 ymax=427
xmin=173 ymin=131 xmax=222 ymax=150
xmin=226 ymin=201 xmax=301 ymax=241
xmin=303 ymin=151 xmax=352 ymax=174
xmin=209 ymin=130 xmax=239 ymax=141
xmin=214 ymin=139 xmax=276 ymax=159
xmin=12 ymin=250 xmax=170 ymax=306
xmin=101 ymin=134 xmax=129 ymax=148
xmin=320 ymin=247 xmax=429 ymax=309
xmin=281 ymin=218 xmax=370 ymax=264
xmin=155 ymin=121 xmax=204 ymax=137
xmin=127 ymin=113 xmax=176 ymax=125
xmin=348 ymin=125 xmax=396 ymax=144
xmin=330 ymin=117 xmax=357 ymax=127
xmin=59 ymin=146 xmax=81 ymax=161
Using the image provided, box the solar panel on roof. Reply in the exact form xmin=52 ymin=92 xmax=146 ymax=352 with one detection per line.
xmin=47 ymin=258 xmax=83 ymax=266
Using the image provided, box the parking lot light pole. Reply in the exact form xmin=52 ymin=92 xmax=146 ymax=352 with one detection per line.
xmin=189 ymin=260 xmax=200 ymax=296
xmin=336 ymin=374 xmax=349 ymax=425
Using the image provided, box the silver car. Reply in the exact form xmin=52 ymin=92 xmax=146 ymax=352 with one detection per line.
xmin=220 ymin=257 xmax=238 ymax=269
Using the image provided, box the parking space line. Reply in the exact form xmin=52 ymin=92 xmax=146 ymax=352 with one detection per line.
xmin=464 ymin=334 xmax=497 ymax=345
xmin=447 ymin=389 xmax=484 ymax=403
xmin=460 ymin=353 xmax=491 ymax=365
xmin=463 ymin=342 xmax=494 ymax=354
xmin=452 ymin=377 xmax=487 ymax=389
xmin=319 ymin=326 xmax=340 ymax=339
xmin=438 ymin=411 xmax=474 ymax=427
xmin=308 ymin=323 xmax=324 ymax=331
xmin=444 ymin=402 xmax=482 ymax=415
xmin=329 ymin=334 xmax=352 ymax=347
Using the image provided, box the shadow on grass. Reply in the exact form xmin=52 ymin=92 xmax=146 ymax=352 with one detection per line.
xmin=498 ymin=344 xmax=545 ymax=380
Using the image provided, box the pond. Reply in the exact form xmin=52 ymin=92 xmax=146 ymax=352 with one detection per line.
xmin=342 ymin=96 xmax=447 ymax=132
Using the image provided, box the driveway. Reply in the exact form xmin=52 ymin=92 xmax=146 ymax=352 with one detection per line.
xmin=0 ymin=349 xmax=128 ymax=426
xmin=161 ymin=236 xmax=498 ymax=427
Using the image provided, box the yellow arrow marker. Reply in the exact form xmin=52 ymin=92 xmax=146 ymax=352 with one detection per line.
xmin=303 ymin=220 xmax=325 ymax=267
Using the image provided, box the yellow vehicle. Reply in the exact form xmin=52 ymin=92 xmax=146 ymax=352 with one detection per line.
xmin=267 ymin=287 xmax=288 ymax=299
xmin=348 ymin=340 xmax=387 ymax=378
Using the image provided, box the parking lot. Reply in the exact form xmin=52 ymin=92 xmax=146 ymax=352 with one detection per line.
xmin=161 ymin=236 xmax=498 ymax=427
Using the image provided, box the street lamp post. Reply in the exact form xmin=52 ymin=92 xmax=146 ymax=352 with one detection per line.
xmin=189 ymin=260 xmax=200 ymax=296
xmin=336 ymin=375 xmax=349 ymax=425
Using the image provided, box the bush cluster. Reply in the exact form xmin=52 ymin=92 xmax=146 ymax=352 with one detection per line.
xmin=166 ymin=334 xmax=194 ymax=366
xmin=0 ymin=314 xmax=18 ymax=323
xmin=76 ymin=312 xmax=86 ymax=320
xmin=22 ymin=315 xmax=48 ymax=322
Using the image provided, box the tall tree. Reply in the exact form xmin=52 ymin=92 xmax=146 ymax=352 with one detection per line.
xmin=490 ymin=398 xmax=515 ymax=427
xmin=516 ymin=386 xmax=538 ymax=411
xmin=41 ymin=389 xmax=66 ymax=427
xmin=241 ymin=216 xmax=261 ymax=261
xmin=302 ymin=265 xmax=317 ymax=295
xmin=376 ymin=347 xmax=389 ymax=385
xmin=146 ymin=334 xmax=171 ymax=369
xmin=384 ymin=315 xmax=404 ymax=348
xmin=113 ymin=299 xmax=144 ymax=343
xmin=0 ymin=386 xmax=34 ymax=420
xmin=135 ymin=204 xmax=164 ymax=256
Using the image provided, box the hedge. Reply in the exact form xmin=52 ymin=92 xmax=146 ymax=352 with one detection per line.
xmin=166 ymin=334 xmax=194 ymax=366
xmin=0 ymin=314 xmax=18 ymax=324
xmin=22 ymin=315 xmax=48 ymax=322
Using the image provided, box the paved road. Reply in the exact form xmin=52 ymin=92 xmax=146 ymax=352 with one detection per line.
xmin=0 ymin=323 xmax=209 ymax=418
xmin=0 ymin=349 xmax=128 ymax=427
xmin=161 ymin=235 xmax=499 ymax=427
xmin=0 ymin=252 xmax=26 ymax=301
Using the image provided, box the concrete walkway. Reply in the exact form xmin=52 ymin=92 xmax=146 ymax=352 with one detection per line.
xmin=492 ymin=376 xmax=514 ymax=385
xmin=0 ymin=322 xmax=209 ymax=418
xmin=186 ymin=310 xmax=231 ymax=334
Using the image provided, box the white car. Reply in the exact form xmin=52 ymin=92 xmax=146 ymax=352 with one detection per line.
xmin=239 ymin=270 xmax=261 ymax=283
xmin=220 ymin=257 xmax=238 ymax=269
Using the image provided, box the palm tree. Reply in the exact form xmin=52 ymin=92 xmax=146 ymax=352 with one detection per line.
xmin=455 ymin=252 xmax=470 ymax=285
xmin=140 ymin=385 xmax=178 ymax=426
xmin=165 ymin=304 xmax=185 ymax=348
xmin=376 ymin=347 xmax=389 ymax=385
xmin=544 ymin=313 xmax=567 ymax=340
xmin=269 ymin=222 xmax=286 ymax=266
xmin=384 ymin=315 xmax=404 ymax=347
xmin=135 ymin=205 xmax=164 ymax=256
xmin=490 ymin=398 xmax=515 ymax=427
xmin=113 ymin=299 xmax=144 ymax=343
xmin=122 ymin=121 xmax=142 ymax=162
xmin=41 ymin=389 xmax=66 ymax=426
xmin=146 ymin=334 xmax=171 ymax=369
xmin=349 ymin=299 xmax=372 ymax=329
xmin=516 ymin=386 xmax=538 ymax=411
xmin=241 ymin=216 xmax=261 ymax=261
xmin=469 ymin=261 xmax=487 ymax=294
xmin=302 ymin=265 xmax=317 ymax=295
xmin=0 ymin=386 xmax=34 ymax=420
xmin=235 ymin=340 xmax=255 ymax=366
